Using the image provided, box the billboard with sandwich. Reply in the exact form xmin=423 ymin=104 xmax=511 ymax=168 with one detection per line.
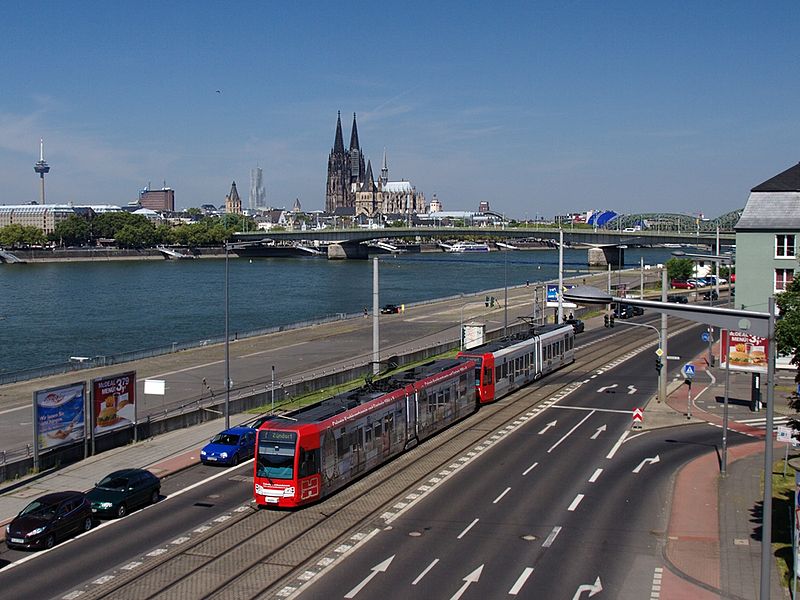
xmin=92 ymin=371 xmax=136 ymax=435
xmin=721 ymin=330 xmax=768 ymax=373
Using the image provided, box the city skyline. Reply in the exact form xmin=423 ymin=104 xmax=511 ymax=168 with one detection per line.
xmin=1 ymin=2 xmax=798 ymax=217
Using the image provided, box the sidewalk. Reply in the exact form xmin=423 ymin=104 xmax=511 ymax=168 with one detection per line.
xmin=642 ymin=346 xmax=790 ymax=599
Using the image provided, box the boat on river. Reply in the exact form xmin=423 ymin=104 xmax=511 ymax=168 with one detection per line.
xmin=446 ymin=241 xmax=491 ymax=253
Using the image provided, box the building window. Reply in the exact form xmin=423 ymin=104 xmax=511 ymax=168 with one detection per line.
xmin=775 ymin=234 xmax=796 ymax=258
xmin=775 ymin=269 xmax=795 ymax=291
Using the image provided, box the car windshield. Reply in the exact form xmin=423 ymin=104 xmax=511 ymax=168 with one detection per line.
xmin=97 ymin=476 xmax=130 ymax=490
xmin=20 ymin=499 xmax=57 ymax=520
xmin=211 ymin=433 xmax=240 ymax=446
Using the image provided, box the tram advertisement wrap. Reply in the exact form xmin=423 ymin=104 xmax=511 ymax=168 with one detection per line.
xmin=92 ymin=371 xmax=136 ymax=434
xmin=34 ymin=382 xmax=86 ymax=451
xmin=720 ymin=330 xmax=768 ymax=373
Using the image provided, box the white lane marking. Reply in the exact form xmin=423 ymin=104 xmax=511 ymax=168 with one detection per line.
xmin=493 ymin=487 xmax=511 ymax=504
xmin=240 ymin=341 xmax=309 ymax=358
xmin=548 ymin=411 xmax=595 ymax=453
xmin=538 ymin=420 xmax=557 ymax=435
xmin=412 ymin=558 xmax=440 ymax=585
xmin=552 ymin=405 xmax=632 ymax=414
xmin=147 ymin=548 xmax=168 ymax=556
xmin=457 ymin=518 xmax=480 ymax=540
xmin=597 ymin=384 xmax=618 ymax=393
xmin=509 ymin=567 xmax=535 ymax=595
xmin=588 ymin=468 xmax=603 ymax=483
xmin=343 ymin=555 xmax=394 ymax=599
xmin=542 ymin=526 xmax=562 ymax=547
xmin=567 ymin=494 xmax=584 ymax=512
xmin=606 ymin=430 xmax=630 ymax=459
xmin=633 ymin=455 xmax=660 ymax=473
xmin=62 ymin=592 xmax=85 ymax=599
xmin=92 ymin=575 xmax=115 ymax=585
xmin=651 ymin=567 xmax=663 ymax=599
xmin=522 ymin=462 xmax=539 ymax=476
xmin=121 ymin=561 xmax=143 ymax=570
xmin=0 ymin=404 xmax=28 ymax=415
xmin=627 ymin=385 xmax=637 ymax=395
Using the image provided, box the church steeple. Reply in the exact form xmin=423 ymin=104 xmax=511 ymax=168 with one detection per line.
xmin=333 ymin=111 xmax=345 ymax=154
xmin=380 ymin=147 xmax=388 ymax=186
xmin=349 ymin=113 xmax=360 ymax=151
xmin=363 ymin=160 xmax=376 ymax=192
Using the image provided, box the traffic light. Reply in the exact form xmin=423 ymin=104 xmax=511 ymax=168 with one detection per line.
xmin=604 ymin=314 xmax=609 ymax=328
xmin=485 ymin=296 xmax=490 ymax=307
xmin=655 ymin=359 xmax=662 ymax=374
xmin=609 ymin=314 xmax=615 ymax=327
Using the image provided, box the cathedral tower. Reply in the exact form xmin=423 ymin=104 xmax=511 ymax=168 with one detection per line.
xmin=325 ymin=112 xmax=366 ymax=213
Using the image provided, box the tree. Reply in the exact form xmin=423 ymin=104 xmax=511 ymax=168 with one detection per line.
xmin=776 ymin=276 xmax=800 ymax=428
xmin=665 ymin=257 xmax=694 ymax=281
xmin=50 ymin=216 xmax=90 ymax=246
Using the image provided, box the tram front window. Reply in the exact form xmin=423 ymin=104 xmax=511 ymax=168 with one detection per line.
xmin=257 ymin=430 xmax=297 ymax=480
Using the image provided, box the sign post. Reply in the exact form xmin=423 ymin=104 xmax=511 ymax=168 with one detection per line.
xmin=681 ymin=363 xmax=696 ymax=419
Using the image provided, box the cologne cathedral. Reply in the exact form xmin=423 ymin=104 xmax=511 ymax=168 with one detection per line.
xmin=325 ymin=112 xmax=425 ymax=217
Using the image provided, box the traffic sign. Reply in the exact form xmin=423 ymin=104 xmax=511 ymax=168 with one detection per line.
xmin=682 ymin=364 xmax=696 ymax=379
xmin=667 ymin=355 xmax=681 ymax=360
xmin=632 ymin=407 xmax=644 ymax=422
xmin=701 ymin=332 xmax=710 ymax=342
xmin=655 ymin=348 xmax=663 ymax=357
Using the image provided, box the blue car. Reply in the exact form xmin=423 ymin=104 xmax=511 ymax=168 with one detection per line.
xmin=200 ymin=426 xmax=256 ymax=466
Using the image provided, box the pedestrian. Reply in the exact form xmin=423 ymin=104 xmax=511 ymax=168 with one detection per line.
xmin=363 ymin=306 xmax=368 ymax=317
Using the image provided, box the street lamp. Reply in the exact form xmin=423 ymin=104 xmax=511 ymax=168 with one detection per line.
xmin=562 ymin=286 xmax=775 ymax=600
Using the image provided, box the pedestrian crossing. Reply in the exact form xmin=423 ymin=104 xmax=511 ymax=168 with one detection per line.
xmin=734 ymin=415 xmax=793 ymax=430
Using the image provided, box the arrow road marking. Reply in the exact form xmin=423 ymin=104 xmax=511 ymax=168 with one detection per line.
xmin=572 ymin=576 xmax=603 ymax=599
xmin=590 ymin=424 xmax=607 ymax=439
xmin=627 ymin=385 xmax=637 ymax=395
xmin=344 ymin=555 xmax=395 ymax=598
xmin=597 ymin=383 xmax=618 ymax=393
xmin=509 ymin=567 xmax=534 ymax=595
xmin=633 ymin=455 xmax=660 ymax=473
xmin=449 ymin=564 xmax=484 ymax=600
xmin=538 ymin=421 xmax=557 ymax=435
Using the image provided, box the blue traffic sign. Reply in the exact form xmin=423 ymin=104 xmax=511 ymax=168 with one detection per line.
xmin=682 ymin=364 xmax=696 ymax=378
xmin=701 ymin=332 xmax=710 ymax=342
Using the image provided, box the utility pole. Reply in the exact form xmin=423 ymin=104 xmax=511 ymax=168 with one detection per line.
xmin=659 ymin=269 xmax=668 ymax=403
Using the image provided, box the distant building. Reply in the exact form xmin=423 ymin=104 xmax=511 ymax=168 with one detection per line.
xmin=478 ymin=201 xmax=490 ymax=213
xmin=326 ymin=112 xmax=366 ymax=213
xmin=225 ymin=181 xmax=242 ymax=215
xmin=249 ymin=167 xmax=266 ymax=210
xmin=0 ymin=205 xmax=83 ymax=235
xmin=428 ymin=194 xmax=442 ymax=213
xmin=139 ymin=186 xmax=175 ymax=212
xmin=292 ymin=198 xmax=302 ymax=212
xmin=735 ymin=161 xmax=800 ymax=312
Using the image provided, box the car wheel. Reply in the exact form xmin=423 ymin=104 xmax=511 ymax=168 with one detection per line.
xmin=45 ymin=534 xmax=55 ymax=549
xmin=151 ymin=489 xmax=160 ymax=504
xmin=231 ymin=453 xmax=240 ymax=467
xmin=116 ymin=503 xmax=127 ymax=518
xmin=82 ymin=517 xmax=92 ymax=532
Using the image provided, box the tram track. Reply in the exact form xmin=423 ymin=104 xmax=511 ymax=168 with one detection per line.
xmin=67 ymin=319 xmax=699 ymax=600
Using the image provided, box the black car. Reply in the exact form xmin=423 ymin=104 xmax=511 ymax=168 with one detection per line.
xmin=5 ymin=491 xmax=92 ymax=550
xmin=564 ymin=318 xmax=584 ymax=333
xmin=702 ymin=290 xmax=719 ymax=301
xmin=380 ymin=304 xmax=400 ymax=314
xmin=667 ymin=294 xmax=688 ymax=304
xmin=87 ymin=468 xmax=161 ymax=518
xmin=613 ymin=303 xmax=633 ymax=319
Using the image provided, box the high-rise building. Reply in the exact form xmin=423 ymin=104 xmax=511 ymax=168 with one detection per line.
xmin=249 ymin=167 xmax=266 ymax=210
xmin=33 ymin=138 xmax=50 ymax=205
xmin=139 ymin=186 xmax=175 ymax=211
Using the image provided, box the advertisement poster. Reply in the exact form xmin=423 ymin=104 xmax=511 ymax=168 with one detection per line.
xmin=546 ymin=284 xmax=577 ymax=308
xmin=34 ymin=382 xmax=86 ymax=451
xmin=92 ymin=371 xmax=136 ymax=435
xmin=721 ymin=330 xmax=768 ymax=373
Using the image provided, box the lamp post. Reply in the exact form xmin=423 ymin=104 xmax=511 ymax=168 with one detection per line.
xmin=224 ymin=242 xmax=230 ymax=429
xmin=562 ymin=286 xmax=774 ymax=600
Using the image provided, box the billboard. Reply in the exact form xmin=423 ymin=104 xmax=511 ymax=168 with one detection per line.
xmin=91 ymin=371 xmax=136 ymax=435
xmin=34 ymin=382 xmax=86 ymax=451
xmin=546 ymin=284 xmax=577 ymax=308
xmin=720 ymin=330 xmax=768 ymax=373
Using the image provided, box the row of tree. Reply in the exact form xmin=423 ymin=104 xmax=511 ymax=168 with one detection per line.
xmin=0 ymin=213 xmax=257 ymax=249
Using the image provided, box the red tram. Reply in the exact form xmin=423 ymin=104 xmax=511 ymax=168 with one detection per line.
xmin=253 ymin=324 xmax=574 ymax=508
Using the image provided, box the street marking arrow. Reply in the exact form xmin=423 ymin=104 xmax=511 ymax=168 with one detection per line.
xmin=572 ymin=576 xmax=603 ymax=599
xmin=627 ymin=385 xmax=637 ymax=395
xmin=632 ymin=455 xmax=660 ymax=474
xmin=449 ymin=564 xmax=484 ymax=600
xmin=590 ymin=425 xmax=607 ymax=440
xmin=597 ymin=384 xmax=618 ymax=393
xmin=344 ymin=555 xmax=395 ymax=598
xmin=538 ymin=421 xmax=557 ymax=435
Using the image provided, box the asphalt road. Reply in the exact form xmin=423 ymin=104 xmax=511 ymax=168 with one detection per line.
xmin=287 ymin=326 xmax=752 ymax=599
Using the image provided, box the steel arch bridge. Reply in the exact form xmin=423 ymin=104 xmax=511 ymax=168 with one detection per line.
xmin=606 ymin=209 xmax=743 ymax=233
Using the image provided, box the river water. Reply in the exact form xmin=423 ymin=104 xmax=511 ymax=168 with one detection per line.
xmin=0 ymin=248 xmax=680 ymax=375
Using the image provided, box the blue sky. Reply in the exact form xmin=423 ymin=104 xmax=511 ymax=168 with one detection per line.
xmin=1 ymin=1 xmax=798 ymax=218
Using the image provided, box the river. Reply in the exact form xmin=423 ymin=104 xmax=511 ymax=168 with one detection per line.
xmin=0 ymin=248 xmax=681 ymax=375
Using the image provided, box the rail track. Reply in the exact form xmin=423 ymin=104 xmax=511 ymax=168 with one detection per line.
xmin=67 ymin=319 xmax=699 ymax=600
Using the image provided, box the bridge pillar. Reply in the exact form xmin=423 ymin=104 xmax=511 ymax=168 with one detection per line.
xmin=327 ymin=242 xmax=368 ymax=260
xmin=588 ymin=247 xmax=623 ymax=268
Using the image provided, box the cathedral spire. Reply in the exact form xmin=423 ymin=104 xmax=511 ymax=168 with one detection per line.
xmin=363 ymin=160 xmax=375 ymax=190
xmin=333 ymin=111 xmax=344 ymax=154
xmin=380 ymin=147 xmax=389 ymax=186
xmin=349 ymin=113 xmax=360 ymax=151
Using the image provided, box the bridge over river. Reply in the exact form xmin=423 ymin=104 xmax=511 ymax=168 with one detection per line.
xmin=230 ymin=226 xmax=733 ymax=264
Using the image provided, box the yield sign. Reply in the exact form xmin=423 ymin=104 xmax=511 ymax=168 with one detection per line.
xmin=632 ymin=408 xmax=644 ymax=423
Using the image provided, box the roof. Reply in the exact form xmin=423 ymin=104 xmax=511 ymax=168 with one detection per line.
xmin=751 ymin=162 xmax=800 ymax=192
xmin=735 ymin=192 xmax=800 ymax=230
xmin=383 ymin=181 xmax=413 ymax=193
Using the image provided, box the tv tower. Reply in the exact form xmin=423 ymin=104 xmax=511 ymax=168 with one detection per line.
xmin=33 ymin=138 xmax=50 ymax=205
